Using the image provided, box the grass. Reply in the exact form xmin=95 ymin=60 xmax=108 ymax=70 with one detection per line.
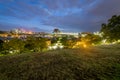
xmin=0 ymin=45 xmax=120 ymax=80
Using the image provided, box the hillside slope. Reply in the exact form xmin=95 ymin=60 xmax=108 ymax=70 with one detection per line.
xmin=0 ymin=45 xmax=120 ymax=80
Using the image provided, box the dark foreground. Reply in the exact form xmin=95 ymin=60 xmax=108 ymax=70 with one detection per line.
xmin=0 ymin=45 xmax=120 ymax=80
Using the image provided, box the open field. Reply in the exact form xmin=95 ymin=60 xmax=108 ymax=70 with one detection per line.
xmin=0 ymin=45 xmax=120 ymax=80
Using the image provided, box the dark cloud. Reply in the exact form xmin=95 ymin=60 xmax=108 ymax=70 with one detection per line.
xmin=0 ymin=0 xmax=49 ymax=20
xmin=0 ymin=23 xmax=18 ymax=31
xmin=41 ymin=0 xmax=120 ymax=32
xmin=89 ymin=0 xmax=120 ymax=16
xmin=0 ymin=0 xmax=120 ymax=32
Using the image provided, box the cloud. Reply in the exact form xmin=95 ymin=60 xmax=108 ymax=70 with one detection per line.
xmin=0 ymin=23 xmax=18 ymax=31
xmin=0 ymin=0 xmax=50 ymax=20
xmin=0 ymin=0 xmax=120 ymax=32
xmin=89 ymin=0 xmax=120 ymax=16
xmin=41 ymin=0 xmax=120 ymax=32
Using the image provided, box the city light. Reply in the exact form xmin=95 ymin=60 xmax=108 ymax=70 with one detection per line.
xmin=83 ymin=44 xmax=87 ymax=48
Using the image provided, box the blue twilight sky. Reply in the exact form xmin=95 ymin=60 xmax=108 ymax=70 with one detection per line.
xmin=0 ymin=0 xmax=120 ymax=32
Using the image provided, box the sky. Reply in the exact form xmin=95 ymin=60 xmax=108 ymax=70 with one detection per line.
xmin=0 ymin=0 xmax=120 ymax=33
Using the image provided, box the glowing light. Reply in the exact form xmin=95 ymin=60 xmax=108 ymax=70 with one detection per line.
xmin=118 ymin=40 xmax=120 ymax=42
xmin=83 ymin=44 xmax=87 ymax=48
xmin=102 ymin=39 xmax=107 ymax=44
xmin=53 ymin=45 xmax=58 ymax=49
xmin=28 ymin=31 xmax=33 ymax=34
xmin=59 ymin=45 xmax=64 ymax=49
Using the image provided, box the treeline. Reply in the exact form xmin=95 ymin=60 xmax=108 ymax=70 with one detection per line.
xmin=101 ymin=15 xmax=120 ymax=42
xmin=0 ymin=37 xmax=48 ymax=54
xmin=0 ymin=34 xmax=102 ymax=55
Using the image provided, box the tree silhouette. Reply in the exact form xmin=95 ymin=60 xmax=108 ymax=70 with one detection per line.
xmin=101 ymin=15 xmax=120 ymax=41
xmin=0 ymin=40 xmax=4 ymax=51
xmin=3 ymin=38 xmax=25 ymax=53
xmin=53 ymin=28 xmax=61 ymax=34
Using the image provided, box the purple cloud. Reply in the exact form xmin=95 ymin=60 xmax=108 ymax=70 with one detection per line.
xmin=0 ymin=0 xmax=120 ymax=32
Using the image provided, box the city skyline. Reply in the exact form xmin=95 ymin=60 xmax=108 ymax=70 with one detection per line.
xmin=0 ymin=0 xmax=120 ymax=32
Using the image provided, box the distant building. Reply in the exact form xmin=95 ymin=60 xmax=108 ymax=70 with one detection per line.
xmin=11 ymin=28 xmax=33 ymax=34
xmin=59 ymin=32 xmax=79 ymax=36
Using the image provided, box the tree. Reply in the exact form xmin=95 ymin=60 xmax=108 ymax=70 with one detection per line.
xmin=51 ymin=37 xmax=59 ymax=44
xmin=101 ymin=15 xmax=120 ymax=41
xmin=24 ymin=36 xmax=36 ymax=51
xmin=25 ymin=37 xmax=48 ymax=52
xmin=81 ymin=34 xmax=102 ymax=45
xmin=34 ymin=38 xmax=48 ymax=52
xmin=0 ymin=40 xmax=4 ymax=51
xmin=60 ymin=36 xmax=68 ymax=48
xmin=53 ymin=28 xmax=61 ymax=34
xmin=3 ymin=38 xmax=25 ymax=54
xmin=61 ymin=36 xmax=76 ymax=48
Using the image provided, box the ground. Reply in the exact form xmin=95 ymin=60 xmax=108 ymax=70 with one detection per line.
xmin=0 ymin=45 xmax=120 ymax=80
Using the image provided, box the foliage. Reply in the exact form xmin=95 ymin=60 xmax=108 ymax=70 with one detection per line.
xmin=3 ymin=38 xmax=25 ymax=54
xmin=0 ymin=40 xmax=4 ymax=51
xmin=81 ymin=34 xmax=102 ymax=45
xmin=60 ymin=36 xmax=76 ymax=48
xmin=101 ymin=15 xmax=120 ymax=41
xmin=0 ymin=45 xmax=120 ymax=80
xmin=24 ymin=36 xmax=36 ymax=51
xmin=24 ymin=37 xmax=48 ymax=52
xmin=53 ymin=28 xmax=61 ymax=34
xmin=1 ymin=36 xmax=48 ymax=54
xmin=51 ymin=37 xmax=59 ymax=44
xmin=34 ymin=37 xmax=48 ymax=52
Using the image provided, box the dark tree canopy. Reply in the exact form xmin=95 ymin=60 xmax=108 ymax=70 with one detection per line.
xmin=25 ymin=37 xmax=47 ymax=52
xmin=0 ymin=39 xmax=4 ymax=51
xmin=81 ymin=34 xmax=102 ymax=45
xmin=53 ymin=28 xmax=61 ymax=34
xmin=101 ymin=15 xmax=120 ymax=41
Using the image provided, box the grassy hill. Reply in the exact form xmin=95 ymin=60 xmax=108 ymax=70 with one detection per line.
xmin=0 ymin=45 xmax=120 ymax=80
